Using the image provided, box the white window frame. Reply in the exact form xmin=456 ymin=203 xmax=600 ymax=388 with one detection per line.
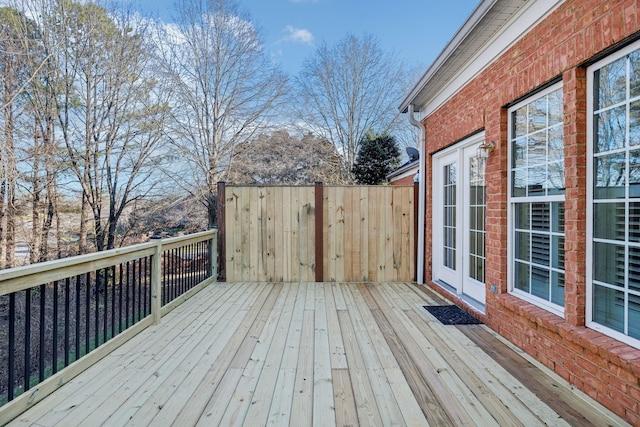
xmin=507 ymin=82 xmax=565 ymax=318
xmin=586 ymin=40 xmax=640 ymax=349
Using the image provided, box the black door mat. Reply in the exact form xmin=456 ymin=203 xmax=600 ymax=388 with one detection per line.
xmin=423 ymin=305 xmax=483 ymax=325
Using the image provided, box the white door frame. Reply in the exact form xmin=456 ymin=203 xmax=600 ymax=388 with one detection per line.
xmin=432 ymin=132 xmax=486 ymax=306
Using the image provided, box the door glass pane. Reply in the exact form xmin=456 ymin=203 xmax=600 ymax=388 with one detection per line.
xmin=469 ymin=156 xmax=485 ymax=283
xmin=443 ymin=163 xmax=457 ymax=270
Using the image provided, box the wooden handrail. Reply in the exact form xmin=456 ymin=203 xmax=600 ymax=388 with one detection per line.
xmin=0 ymin=230 xmax=217 ymax=296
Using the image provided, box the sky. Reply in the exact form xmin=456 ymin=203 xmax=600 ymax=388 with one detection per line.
xmin=133 ymin=0 xmax=480 ymax=78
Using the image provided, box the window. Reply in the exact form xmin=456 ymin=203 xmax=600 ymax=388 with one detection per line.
xmin=588 ymin=41 xmax=640 ymax=347
xmin=509 ymin=84 xmax=565 ymax=315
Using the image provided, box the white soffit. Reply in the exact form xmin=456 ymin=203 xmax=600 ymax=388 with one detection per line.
xmin=400 ymin=0 xmax=564 ymax=119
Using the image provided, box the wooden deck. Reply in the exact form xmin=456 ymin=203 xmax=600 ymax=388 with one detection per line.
xmin=7 ymin=282 xmax=627 ymax=426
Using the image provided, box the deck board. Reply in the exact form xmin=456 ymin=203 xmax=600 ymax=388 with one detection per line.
xmin=6 ymin=282 xmax=629 ymax=427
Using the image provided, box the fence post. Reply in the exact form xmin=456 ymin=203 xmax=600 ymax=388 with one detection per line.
xmin=315 ymin=181 xmax=324 ymax=282
xmin=216 ymin=181 xmax=226 ymax=282
xmin=210 ymin=229 xmax=218 ymax=282
xmin=151 ymin=240 xmax=162 ymax=325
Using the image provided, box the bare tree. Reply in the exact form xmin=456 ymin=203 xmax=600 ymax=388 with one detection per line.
xmin=296 ymin=33 xmax=407 ymax=183
xmin=0 ymin=6 xmax=34 ymax=267
xmin=226 ymin=130 xmax=342 ymax=185
xmin=156 ymin=0 xmax=288 ymax=227
xmin=36 ymin=0 xmax=170 ymax=252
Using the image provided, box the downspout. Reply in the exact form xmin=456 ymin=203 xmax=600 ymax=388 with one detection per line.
xmin=408 ymin=104 xmax=426 ymax=284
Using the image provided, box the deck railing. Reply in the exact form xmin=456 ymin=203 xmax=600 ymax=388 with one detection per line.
xmin=0 ymin=230 xmax=217 ymax=420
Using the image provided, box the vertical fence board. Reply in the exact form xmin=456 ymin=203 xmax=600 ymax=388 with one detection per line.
xmin=266 ymin=187 xmax=276 ymax=281
xmin=343 ymin=188 xmax=354 ymax=282
xmin=273 ymin=187 xmax=284 ymax=281
xmin=367 ymin=187 xmax=378 ymax=282
xmin=358 ymin=187 xmax=368 ymax=282
xmin=224 ymin=185 xmax=413 ymax=282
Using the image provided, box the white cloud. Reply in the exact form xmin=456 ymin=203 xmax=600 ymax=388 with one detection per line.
xmin=280 ymin=25 xmax=314 ymax=45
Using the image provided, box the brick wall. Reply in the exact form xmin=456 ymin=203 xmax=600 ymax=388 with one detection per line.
xmin=389 ymin=174 xmax=415 ymax=186
xmin=421 ymin=0 xmax=640 ymax=422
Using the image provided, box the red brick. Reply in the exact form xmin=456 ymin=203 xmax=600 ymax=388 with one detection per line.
xmin=609 ymin=388 xmax=638 ymax=416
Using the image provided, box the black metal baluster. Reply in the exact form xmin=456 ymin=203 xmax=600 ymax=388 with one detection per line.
xmin=195 ymin=242 xmax=200 ymax=285
xmin=111 ymin=265 xmax=116 ymax=338
xmin=137 ymin=258 xmax=142 ymax=320
xmin=39 ymin=284 xmax=46 ymax=382
xmin=204 ymin=240 xmax=209 ymax=281
xmin=189 ymin=244 xmax=193 ymax=289
xmin=95 ymin=271 xmax=100 ymax=348
xmin=171 ymin=248 xmax=176 ymax=301
xmin=176 ymin=247 xmax=184 ymax=298
xmin=143 ymin=257 xmax=149 ymax=316
xmin=182 ymin=246 xmax=187 ymax=293
xmin=85 ymin=272 xmax=90 ymax=355
xmin=24 ymin=288 xmax=31 ymax=392
xmin=103 ymin=269 xmax=108 ymax=343
xmin=53 ymin=281 xmax=59 ymax=374
xmin=75 ymin=275 xmax=81 ymax=361
xmin=132 ymin=260 xmax=137 ymax=322
xmin=125 ymin=261 xmax=130 ymax=328
xmin=64 ymin=277 xmax=70 ymax=367
xmin=161 ymin=249 xmax=167 ymax=305
xmin=8 ymin=292 xmax=15 ymax=401
xmin=166 ymin=249 xmax=171 ymax=303
xmin=175 ymin=247 xmax=179 ymax=299
xmin=148 ymin=256 xmax=152 ymax=314
xmin=119 ymin=264 xmax=123 ymax=333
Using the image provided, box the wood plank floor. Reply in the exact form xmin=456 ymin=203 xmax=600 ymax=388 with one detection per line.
xmin=7 ymin=282 xmax=628 ymax=427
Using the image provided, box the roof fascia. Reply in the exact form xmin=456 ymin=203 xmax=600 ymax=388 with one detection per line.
xmin=400 ymin=0 xmax=563 ymax=118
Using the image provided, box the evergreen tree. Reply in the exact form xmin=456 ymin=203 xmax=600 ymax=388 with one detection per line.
xmin=352 ymin=133 xmax=401 ymax=185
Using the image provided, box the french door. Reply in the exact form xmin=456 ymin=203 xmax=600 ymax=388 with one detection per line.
xmin=432 ymin=136 xmax=486 ymax=306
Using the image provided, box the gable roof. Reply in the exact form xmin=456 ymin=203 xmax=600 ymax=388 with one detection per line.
xmin=400 ymin=0 xmax=562 ymax=116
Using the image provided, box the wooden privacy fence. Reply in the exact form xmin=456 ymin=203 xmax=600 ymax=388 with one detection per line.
xmin=218 ymin=183 xmax=415 ymax=282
